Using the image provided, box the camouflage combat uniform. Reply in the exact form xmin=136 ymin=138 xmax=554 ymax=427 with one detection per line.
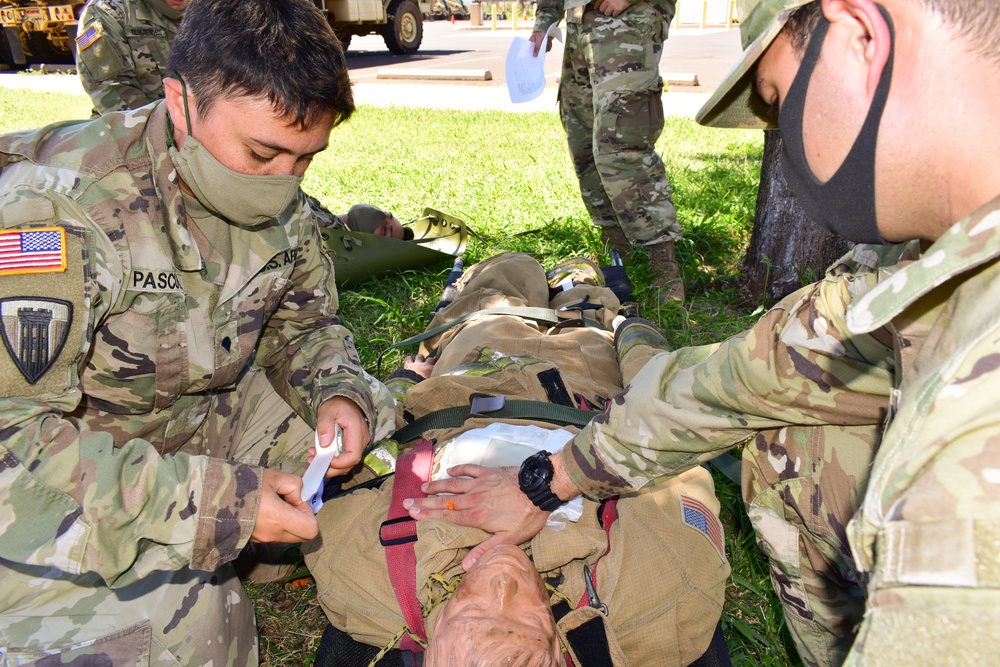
xmin=558 ymin=195 xmax=1000 ymax=666
xmin=0 ymin=103 xmax=395 ymax=665
xmin=533 ymin=0 xmax=680 ymax=245
xmin=304 ymin=253 xmax=730 ymax=665
xmin=75 ymin=0 xmax=180 ymax=115
xmin=566 ymin=241 xmax=900 ymax=666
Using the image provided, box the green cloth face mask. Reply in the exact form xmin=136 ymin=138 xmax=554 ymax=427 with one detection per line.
xmin=167 ymin=81 xmax=303 ymax=228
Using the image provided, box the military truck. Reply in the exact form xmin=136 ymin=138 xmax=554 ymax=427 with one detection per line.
xmin=313 ymin=0 xmax=432 ymax=55
xmin=0 ymin=0 xmax=83 ymax=69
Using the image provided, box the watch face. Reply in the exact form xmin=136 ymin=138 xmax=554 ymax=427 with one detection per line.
xmin=518 ymin=452 xmax=552 ymax=493
xmin=519 ymin=462 xmax=544 ymax=490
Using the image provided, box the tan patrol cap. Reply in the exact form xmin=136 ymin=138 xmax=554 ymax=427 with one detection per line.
xmin=695 ymin=0 xmax=814 ymax=128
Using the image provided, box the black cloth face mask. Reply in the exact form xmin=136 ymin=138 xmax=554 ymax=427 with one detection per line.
xmin=778 ymin=6 xmax=895 ymax=244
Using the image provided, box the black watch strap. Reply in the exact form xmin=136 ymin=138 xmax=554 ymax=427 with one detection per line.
xmin=526 ymin=485 xmax=564 ymax=512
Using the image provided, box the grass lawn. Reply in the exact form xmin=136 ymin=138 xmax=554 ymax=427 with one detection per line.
xmin=1 ymin=85 xmax=801 ymax=666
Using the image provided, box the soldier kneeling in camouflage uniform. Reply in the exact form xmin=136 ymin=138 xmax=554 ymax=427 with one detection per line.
xmin=303 ymin=253 xmax=731 ymax=666
xmin=0 ymin=0 xmax=395 ymax=664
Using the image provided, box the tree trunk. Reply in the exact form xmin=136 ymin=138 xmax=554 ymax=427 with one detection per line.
xmin=739 ymin=130 xmax=854 ymax=305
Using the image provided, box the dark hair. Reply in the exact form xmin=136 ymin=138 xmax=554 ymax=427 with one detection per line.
xmin=782 ymin=1 xmax=823 ymax=56
xmin=167 ymin=0 xmax=354 ymax=128
xmin=783 ymin=0 xmax=1000 ymax=62
xmin=921 ymin=0 xmax=1000 ymax=63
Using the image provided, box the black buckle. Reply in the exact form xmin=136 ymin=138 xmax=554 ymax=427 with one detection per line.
xmin=379 ymin=516 xmax=418 ymax=546
xmin=470 ymin=394 xmax=505 ymax=415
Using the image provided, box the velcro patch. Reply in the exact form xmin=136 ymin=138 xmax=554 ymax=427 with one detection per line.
xmin=0 ymin=227 xmax=67 ymax=276
xmin=0 ymin=198 xmax=56 ymax=228
xmin=75 ymin=23 xmax=103 ymax=51
xmin=680 ymin=493 xmax=725 ymax=559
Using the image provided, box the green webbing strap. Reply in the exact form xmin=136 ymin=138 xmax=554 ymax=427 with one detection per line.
xmin=387 ymin=306 xmax=610 ymax=353
xmin=392 ymin=400 xmax=744 ymax=487
xmin=707 ymin=452 xmax=742 ymax=487
xmin=393 ymin=398 xmax=597 ymax=444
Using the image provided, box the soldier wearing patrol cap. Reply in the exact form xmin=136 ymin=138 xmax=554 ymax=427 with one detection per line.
xmin=0 ymin=0 xmax=395 ymax=664
xmin=75 ymin=0 xmax=187 ymax=116
xmin=407 ymin=1 xmax=1000 ymax=665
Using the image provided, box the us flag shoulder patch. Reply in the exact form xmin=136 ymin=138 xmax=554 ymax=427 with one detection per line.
xmin=75 ymin=23 xmax=103 ymax=50
xmin=0 ymin=227 xmax=68 ymax=276
xmin=680 ymin=493 xmax=726 ymax=559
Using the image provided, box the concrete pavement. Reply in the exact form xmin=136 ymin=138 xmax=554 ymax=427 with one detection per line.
xmin=0 ymin=21 xmax=740 ymax=118
xmin=0 ymin=70 xmax=715 ymax=117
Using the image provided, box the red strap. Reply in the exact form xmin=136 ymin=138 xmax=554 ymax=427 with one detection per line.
xmin=383 ymin=438 xmax=435 ymax=654
xmin=563 ymin=497 xmax=619 ymax=667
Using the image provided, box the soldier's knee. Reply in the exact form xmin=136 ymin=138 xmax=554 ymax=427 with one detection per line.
xmin=597 ymin=89 xmax=664 ymax=153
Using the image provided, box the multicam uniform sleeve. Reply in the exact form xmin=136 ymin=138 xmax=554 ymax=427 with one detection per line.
xmin=75 ymin=0 xmax=151 ymax=114
xmin=0 ymin=192 xmax=262 ymax=585
xmin=563 ymin=246 xmax=904 ymax=499
xmin=645 ymin=0 xmax=678 ymax=21
xmin=532 ymin=0 xmax=565 ymax=33
xmin=253 ymin=211 xmax=397 ymax=444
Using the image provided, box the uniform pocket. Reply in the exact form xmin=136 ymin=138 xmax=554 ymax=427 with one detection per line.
xmin=212 ymin=273 xmax=290 ymax=388
xmin=1 ymin=620 xmax=152 ymax=667
xmin=600 ymin=89 xmax=665 ymax=152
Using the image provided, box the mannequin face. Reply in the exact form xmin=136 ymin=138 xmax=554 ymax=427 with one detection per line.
xmin=426 ymin=545 xmax=561 ymax=667
xmin=374 ymin=213 xmax=404 ymax=239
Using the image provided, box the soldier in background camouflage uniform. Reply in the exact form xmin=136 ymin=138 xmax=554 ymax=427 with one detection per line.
xmin=531 ymin=0 xmax=684 ymax=303
xmin=410 ymin=1 xmax=1000 ymax=665
xmin=0 ymin=0 xmax=395 ymax=664
xmin=75 ymin=0 xmax=186 ymax=116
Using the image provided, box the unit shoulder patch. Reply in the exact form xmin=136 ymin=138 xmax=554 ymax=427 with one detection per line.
xmin=0 ymin=297 xmax=73 ymax=384
xmin=0 ymin=227 xmax=68 ymax=276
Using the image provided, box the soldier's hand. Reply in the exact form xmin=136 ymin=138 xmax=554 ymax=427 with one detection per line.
xmin=314 ymin=396 xmax=370 ymax=477
xmin=403 ymin=464 xmax=549 ymax=571
xmin=529 ymin=30 xmax=554 ymax=57
xmin=252 ymin=469 xmax=319 ymax=543
xmin=594 ymin=0 xmax=631 ymax=16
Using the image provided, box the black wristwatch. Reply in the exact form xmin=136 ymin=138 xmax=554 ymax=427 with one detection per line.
xmin=518 ymin=450 xmax=565 ymax=512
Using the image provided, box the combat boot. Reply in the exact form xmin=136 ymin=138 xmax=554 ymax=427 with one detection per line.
xmin=600 ymin=225 xmax=632 ymax=262
xmin=648 ymin=240 xmax=685 ymax=305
